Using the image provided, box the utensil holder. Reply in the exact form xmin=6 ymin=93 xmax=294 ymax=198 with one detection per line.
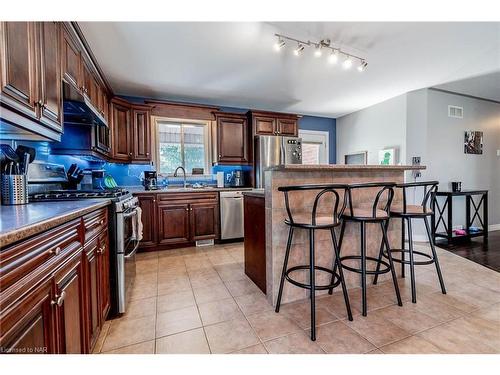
xmin=1 ymin=174 xmax=28 ymax=205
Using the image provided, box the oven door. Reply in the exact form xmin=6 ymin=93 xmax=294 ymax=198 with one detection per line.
xmin=116 ymin=207 xmax=140 ymax=314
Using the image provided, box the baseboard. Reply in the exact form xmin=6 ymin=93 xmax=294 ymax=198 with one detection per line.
xmin=489 ymin=224 xmax=500 ymax=232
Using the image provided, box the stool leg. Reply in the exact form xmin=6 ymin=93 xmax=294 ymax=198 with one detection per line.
xmin=380 ymin=221 xmax=403 ymax=307
xmin=309 ymin=228 xmax=316 ymax=341
xmin=372 ymin=222 xmax=386 ymax=285
xmin=331 ymin=228 xmax=353 ymax=321
xmin=406 ymin=218 xmax=417 ymax=303
xmin=424 ymin=216 xmax=447 ymax=295
xmin=275 ymin=227 xmax=294 ymax=313
xmin=401 ymin=217 xmax=406 ymax=278
xmin=329 ymin=220 xmax=346 ymax=295
xmin=360 ymin=222 xmax=367 ymax=317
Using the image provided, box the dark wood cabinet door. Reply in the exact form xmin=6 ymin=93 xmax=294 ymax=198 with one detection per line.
xmin=254 ymin=116 xmax=276 ymax=135
xmin=53 ymin=254 xmax=86 ymax=354
xmin=38 ymin=22 xmax=62 ymax=132
xmin=0 ymin=22 xmax=38 ymax=119
xmin=97 ymin=231 xmax=110 ymax=323
xmin=83 ymin=237 xmax=100 ymax=350
xmin=61 ymin=26 xmax=81 ymax=90
xmin=243 ymin=195 xmax=266 ymax=293
xmin=138 ymin=195 xmax=157 ymax=248
xmin=190 ymin=202 xmax=219 ymax=241
xmin=111 ymin=99 xmax=132 ymax=161
xmin=0 ymin=278 xmax=56 ymax=354
xmin=131 ymin=107 xmax=151 ymax=162
xmin=277 ymin=118 xmax=298 ymax=136
xmin=102 ymin=91 xmax=109 ymax=124
xmin=157 ymin=203 xmax=191 ymax=245
xmin=217 ymin=115 xmax=249 ymax=164
xmin=81 ymin=59 xmax=92 ymax=100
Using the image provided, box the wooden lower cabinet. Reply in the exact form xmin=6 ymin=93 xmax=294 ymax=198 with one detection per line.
xmin=53 ymin=253 xmax=86 ymax=354
xmin=243 ymin=194 xmax=266 ymax=294
xmin=138 ymin=192 xmax=219 ymax=250
xmin=0 ymin=207 xmax=110 ymax=354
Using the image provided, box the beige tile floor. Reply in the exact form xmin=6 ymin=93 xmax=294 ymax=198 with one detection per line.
xmin=93 ymin=242 xmax=500 ymax=354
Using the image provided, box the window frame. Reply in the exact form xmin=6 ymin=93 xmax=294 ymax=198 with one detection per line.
xmin=298 ymin=129 xmax=330 ymax=164
xmin=153 ymin=116 xmax=213 ymax=177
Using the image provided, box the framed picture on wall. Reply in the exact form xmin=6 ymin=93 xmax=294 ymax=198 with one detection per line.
xmin=464 ymin=130 xmax=483 ymax=154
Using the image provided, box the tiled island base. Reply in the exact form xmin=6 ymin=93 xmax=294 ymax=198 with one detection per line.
xmin=93 ymin=242 xmax=500 ymax=354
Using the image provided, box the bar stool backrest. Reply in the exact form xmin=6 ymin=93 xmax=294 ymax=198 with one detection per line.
xmin=278 ymin=184 xmax=348 ymax=226
xmin=397 ymin=181 xmax=439 ymax=214
xmin=345 ymin=182 xmax=396 ymax=218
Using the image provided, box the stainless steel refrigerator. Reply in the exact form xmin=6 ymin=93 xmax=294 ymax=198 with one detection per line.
xmin=254 ymin=135 xmax=302 ymax=188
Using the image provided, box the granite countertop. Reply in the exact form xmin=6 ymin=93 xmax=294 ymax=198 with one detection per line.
xmin=0 ymin=199 xmax=111 ymax=248
xmin=267 ymin=164 xmax=426 ymax=171
xmin=243 ymin=189 xmax=265 ymax=197
xmin=128 ymin=186 xmax=254 ymax=194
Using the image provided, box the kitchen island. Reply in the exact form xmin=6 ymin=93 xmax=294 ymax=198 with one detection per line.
xmin=259 ymin=164 xmax=425 ymax=306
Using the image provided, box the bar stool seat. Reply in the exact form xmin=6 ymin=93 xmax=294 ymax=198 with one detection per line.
xmin=275 ymin=184 xmax=353 ymax=341
xmin=390 ymin=204 xmax=433 ymax=216
xmin=287 ymin=213 xmax=337 ymax=227
xmin=343 ymin=208 xmax=389 ymax=220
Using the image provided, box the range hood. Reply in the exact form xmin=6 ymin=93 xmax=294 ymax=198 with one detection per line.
xmin=63 ymin=82 xmax=108 ymax=127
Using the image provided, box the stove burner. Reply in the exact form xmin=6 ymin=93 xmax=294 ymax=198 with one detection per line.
xmin=29 ymin=189 xmax=130 ymax=202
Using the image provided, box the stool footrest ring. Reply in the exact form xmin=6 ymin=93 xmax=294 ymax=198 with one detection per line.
xmin=382 ymin=248 xmax=435 ymax=266
xmin=339 ymin=255 xmax=391 ymax=275
xmin=285 ymin=265 xmax=341 ymax=291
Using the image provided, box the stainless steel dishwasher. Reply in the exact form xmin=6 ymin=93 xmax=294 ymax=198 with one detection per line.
xmin=219 ymin=190 xmax=245 ymax=239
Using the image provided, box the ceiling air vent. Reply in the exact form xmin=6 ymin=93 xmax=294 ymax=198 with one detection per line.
xmin=448 ymin=105 xmax=463 ymax=119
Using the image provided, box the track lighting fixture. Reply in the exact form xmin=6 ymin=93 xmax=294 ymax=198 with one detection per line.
xmin=274 ymin=37 xmax=286 ymax=52
xmin=293 ymin=43 xmax=305 ymax=56
xmin=272 ymin=33 xmax=367 ymax=72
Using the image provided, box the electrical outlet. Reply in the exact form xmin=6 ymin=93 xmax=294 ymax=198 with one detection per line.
xmin=412 ymin=156 xmax=421 ymax=165
xmin=412 ymin=171 xmax=421 ymax=179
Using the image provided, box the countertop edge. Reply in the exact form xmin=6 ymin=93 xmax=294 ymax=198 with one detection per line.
xmin=0 ymin=200 xmax=111 ymax=248
xmin=130 ymin=187 xmax=254 ymax=195
xmin=266 ymin=164 xmax=426 ymax=171
xmin=243 ymin=189 xmax=265 ymax=198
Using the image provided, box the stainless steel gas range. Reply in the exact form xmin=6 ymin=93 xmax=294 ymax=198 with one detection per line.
xmin=28 ymin=162 xmax=139 ymax=316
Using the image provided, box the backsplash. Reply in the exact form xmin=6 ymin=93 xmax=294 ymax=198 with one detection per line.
xmin=6 ymin=140 xmax=253 ymax=187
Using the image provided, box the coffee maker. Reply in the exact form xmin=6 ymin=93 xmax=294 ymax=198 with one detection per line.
xmin=143 ymin=171 xmax=158 ymax=190
xmin=229 ymin=170 xmax=245 ymax=187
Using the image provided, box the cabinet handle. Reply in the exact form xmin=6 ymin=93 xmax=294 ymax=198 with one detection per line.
xmin=98 ymin=245 xmax=105 ymax=254
xmin=36 ymin=100 xmax=43 ymax=107
xmin=51 ymin=246 xmax=61 ymax=256
xmin=146 ymin=152 xmax=150 ymax=156
xmin=52 ymin=291 xmax=66 ymax=307
xmin=129 ymin=152 xmax=132 ymax=156
xmin=100 ymin=219 xmax=104 ymax=225
xmin=185 ymin=208 xmax=189 ymax=211
xmin=218 ymin=154 xmax=222 ymax=158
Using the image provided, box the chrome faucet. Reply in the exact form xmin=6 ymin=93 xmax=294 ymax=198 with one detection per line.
xmin=173 ymin=166 xmax=188 ymax=188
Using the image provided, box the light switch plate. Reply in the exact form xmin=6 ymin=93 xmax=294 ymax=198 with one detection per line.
xmin=412 ymin=156 xmax=421 ymax=165
xmin=497 ymin=149 xmax=500 ymax=157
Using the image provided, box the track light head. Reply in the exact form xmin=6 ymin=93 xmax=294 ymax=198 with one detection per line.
xmin=357 ymin=60 xmax=368 ymax=72
xmin=328 ymin=50 xmax=339 ymax=64
xmin=314 ymin=44 xmax=322 ymax=57
xmin=274 ymin=38 xmax=286 ymax=52
xmin=293 ymin=43 xmax=305 ymax=56
xmin=342 ymin=56 xmax=353 ymax=69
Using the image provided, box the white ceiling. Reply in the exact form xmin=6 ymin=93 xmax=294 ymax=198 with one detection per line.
xmin=433 ymin=71 xmax=500 ymax=102
xmin=78 ymin=22 xmax=500 ymax=118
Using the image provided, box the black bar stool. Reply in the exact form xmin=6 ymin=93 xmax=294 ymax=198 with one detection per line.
xmin=373 ymin=181 xmax=447 ymax=303
xmin=330 ymin=182 xmax=403 ymax=317
xmin=275 ymin=184 xmax=353 ymax=341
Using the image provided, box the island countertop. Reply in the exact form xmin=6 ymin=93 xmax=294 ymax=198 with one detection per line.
xmin=266 ymin=164 xmax=426 ymax=171
xmin=0 ymin=199 xmax=111 ymax=247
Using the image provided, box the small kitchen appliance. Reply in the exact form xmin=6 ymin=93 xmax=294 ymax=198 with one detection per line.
xmin=143 ymin=171 xmax=158 ymax=190
xmin=229 ymin=170 xmax=245 ymax=187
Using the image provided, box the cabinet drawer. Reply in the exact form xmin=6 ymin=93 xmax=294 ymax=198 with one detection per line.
xmin=157 ymin=192 xmax=218 ymax=203
xmin=0 ymin=218 xmax=82 ymax=294
xmin=82 ymin=208 xmax=108 ymax=241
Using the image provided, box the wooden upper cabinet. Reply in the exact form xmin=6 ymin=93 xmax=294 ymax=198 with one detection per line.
xmin=38 ymin=22 xmax=62 ymax=132
xmin=248 ymin=111 xmax=299 ymax=137
xmin=254 ymin=116 xmax=276 ymax=136
xmin=215 ymin=113 xmax=249 ymax=165
xmin=53 ymin=254 xmax=85 ymax=354
xmin=0 ymin=22 xmax=38 ymax=119
xmin=277 ymin=118 xmax=298 ymax=136
xmin=61 ymin=26 xmax=81 ymax=90
xmin=131 ymin=105 xmax=152 ymax=162
xmin=111 ymin=98 xmax=132 ymax=161
xmin=0 ymin=278 xmax=56 ymax=354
